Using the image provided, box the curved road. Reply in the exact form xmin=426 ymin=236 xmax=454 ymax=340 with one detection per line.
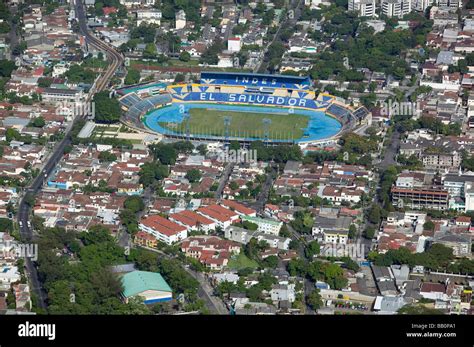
xmin=17 ymin=0 xmax=124 ymax=310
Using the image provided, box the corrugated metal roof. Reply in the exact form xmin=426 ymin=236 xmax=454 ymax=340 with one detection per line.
xmin=121 ymin=271 xmax=172 ymax=298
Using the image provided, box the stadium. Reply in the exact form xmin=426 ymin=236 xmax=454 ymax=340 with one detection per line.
xmin=118 ymin=72 xmax=369 ymax=145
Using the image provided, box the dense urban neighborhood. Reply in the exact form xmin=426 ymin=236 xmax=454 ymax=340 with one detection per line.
xmin=0 ymin=0 xmax=472 ymax=320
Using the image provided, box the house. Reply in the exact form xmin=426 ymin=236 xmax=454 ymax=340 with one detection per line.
xmin=270 ymin=283 xmax=296 ymax=303
xmin=420 ymin=282 xmax=446 ymax=301
xmin=321 ymin=229 xmax=349 ymax=245
xmin=283 ymin=161 xmax=301 ymax=175
xmin=0 ymin=265 xmax=20 ymax=284
xmin=134 ymin=231 xmax=158 ymax=248
xmin=212 ymin=272 xmax=240 ymax=285
xmin=181 ymin=236 xmax=241 ymax=271
xmin=312 ymin=215 xmax=352 ymax=244
xmin=175 ymin=9 xmax=186 ymax=29
xmin=373 ymin=296 xmax=408 ymax=314
xmin=372 ymin=265 xmax=398 ymax=296
xmin=121 ymin=271 xmax=173 ymax=304
xmin=139 ymin=215 xmax=188 ymax=245
xmin=390 ymin=264 xmax=410 ymax=289
xmin=13 ymin=283 xmax=31 ymax=312
xmin=136 ymin=9 xmax=162 ymax=26
xmin=433 ymin=233 xmax=472 ymax=257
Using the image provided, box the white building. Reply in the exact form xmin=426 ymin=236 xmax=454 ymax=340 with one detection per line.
xmin=414 ymin=0 xmax=433 ymax=11
xmin=225 ymin=226 xmax=291 ymax=250
xmin=0 ymin=265 xmax=21 ymax=284
xmin=241 ymin=216 xmax=282 ymax=235
xmin=136 ymin=9 xmax=162 ymax=26
xmin=227 ymin=37 xmax=242 ymax=53
xmin=381 ymin=0 xmax=412 ymax=18
xmin=365 ymin=20 xmax=386 ymax=33
xmin=437 ymin=0 xmax=461 ymax=10
xmin=175 ymin=10 xmax=186 ymax=30
xmin=348 ymin=0 xmax=377 ymax=17
xmin=322 ymin=230 xmax=349 ymax=244
xmin=139 ymin=215 xmax=188 ymax=245
xmin=52 ymin=62 xmax=69 ymax=78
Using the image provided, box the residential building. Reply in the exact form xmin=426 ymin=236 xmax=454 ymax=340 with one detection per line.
xmin=181 ymin=236 xmax=240 ymax=270
xmin=321 ymin=229 xmax=349 ymax=245
xmin=175 ymin=9 xmax=186 ymax=29
xmin=381 ymin=0 xmax=412 ymax=18
xmin=169 ymin=210 xmax=216 ymax=233
xmin=241 ymin=216 xmax=282 ymax=235
xmin=391 ymin=187 xmax=449 ymax=210
xmin=136 ymin=9 xmax=162 ymax=26
xmin=433 ymin=233 xmax=472 ymax=257
xmin=414 ymin=0 xmax=433 ymax=11
xmin=139 ymin=215 xmax=188 ymax=245
xmin=225 ymin=226 xmax=291 ymax=250
xmin=348 ymin=0 xmax=376 ymax=17
xmin=227 ymin=37 xmax=242 ymax=53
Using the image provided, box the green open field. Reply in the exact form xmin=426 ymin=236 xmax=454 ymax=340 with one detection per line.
xmin=227 ymin=253 xmax=259 ymax=270
xmin=159 ymin=107 xmax=309 ymax=140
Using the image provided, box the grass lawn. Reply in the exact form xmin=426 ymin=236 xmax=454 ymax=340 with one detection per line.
xmin=159 ymin=107 xmax=309 ymax=140
xmin=227 ymin=253 xmax=259 ymax=270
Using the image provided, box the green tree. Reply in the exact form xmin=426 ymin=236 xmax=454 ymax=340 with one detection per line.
xmin=179 ymin=51 xmax=191 ymax=62
xmin=124 ymin=69 xmax=141 ymax=85
xmin=368 ymin=205 xmax=381 ymax=224
xmin=93 ymin=91 xmax=122 ymax=124
xmin=423 ymin=220 xmax=435 ymax=231
xmin=307 ymin=289 xmax=323 ymax=310
xmin=348 ymin=224 xmax=357 ymax=239
xmin=262 ymin=255 xmax=279 ymax=269
xmin=305 ymin=241 xmax=320 ymax=258
xmin=363 ymin=226 xmax=376 ymax=240
xmin=185 ymin=169 xmax=202 ymax=183
xmin=124 ymin=196 xmax=145 ymax=214
xmin=98 ymin=151 xmax=117 ymax=162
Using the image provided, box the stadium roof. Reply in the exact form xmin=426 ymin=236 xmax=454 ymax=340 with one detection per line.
xmin=121 ymin=271 xmax=172 ymax=298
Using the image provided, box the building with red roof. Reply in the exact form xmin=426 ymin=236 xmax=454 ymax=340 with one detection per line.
xmin=139 ymin=215 xmax=187 ymax=245
xmin=169 ymin=210 xmax=216 ymax=233
xmin=220 ymin=199 xmax=256 ymax=217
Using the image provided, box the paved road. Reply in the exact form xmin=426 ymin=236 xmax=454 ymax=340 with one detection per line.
xmin=8 ymin=4 xmax=20 ymax=57
xmin=17 ymin=0 xmax=124 ymax=311
xmin=377 ymin=130 xmax=400 ymax=171
xmin=184 ymin=268 xmax=229 ymax=315
xmin=255 ymin=0 xmax=304 ymax=73
xmin=254 ymin=168 xmax=275 ymax=213
xmin=286 ymin=224 xmax=315 ymax=314
xmin=215 ymin=163 xmax=234 ymax=199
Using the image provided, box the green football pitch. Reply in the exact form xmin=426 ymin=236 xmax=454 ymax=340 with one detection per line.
xmin=158 ymin=107 xmax=309 ymax=140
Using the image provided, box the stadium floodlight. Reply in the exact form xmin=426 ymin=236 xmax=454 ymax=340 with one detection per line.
xmin=182 ymin=111 xmax=190 ymax=141
xmin=224 ymin=116 xmax=231 ymax=147
xmin=263 ymin=118 xmax=271 ymax=145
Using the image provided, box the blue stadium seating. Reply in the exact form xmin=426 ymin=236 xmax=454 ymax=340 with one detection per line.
xmin=200 ymin=71 xmax=312 ymax=90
